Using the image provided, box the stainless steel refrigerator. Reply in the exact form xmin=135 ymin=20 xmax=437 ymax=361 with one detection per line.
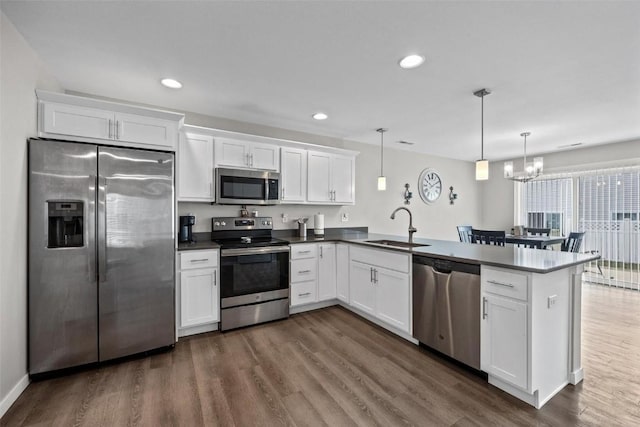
xmin=28 ymin=138 xmax=175 ymax=375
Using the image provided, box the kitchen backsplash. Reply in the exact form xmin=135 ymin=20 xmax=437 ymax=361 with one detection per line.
xmin=178 ymin=202 xmax=352 ymax=232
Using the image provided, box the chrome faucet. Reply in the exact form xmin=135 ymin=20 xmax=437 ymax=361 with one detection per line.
xmin=390 ymin=207 xmax=417 ymax=244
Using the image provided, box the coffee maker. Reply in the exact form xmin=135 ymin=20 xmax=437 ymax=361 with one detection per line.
xmin=179 ymin=215 xmax=196 ymax=243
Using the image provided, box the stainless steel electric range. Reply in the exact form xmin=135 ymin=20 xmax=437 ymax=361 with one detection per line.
xmin=212 ymin=217 xmax=290 ymax=331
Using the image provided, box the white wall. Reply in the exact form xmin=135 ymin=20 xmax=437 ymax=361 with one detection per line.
xmin=179 ymin=112 xmax=481 ymax=241
xmin=480 ymin=138 xmax=640 ymax=231
xmin=0 ymin=12 xmax=61 ymax=416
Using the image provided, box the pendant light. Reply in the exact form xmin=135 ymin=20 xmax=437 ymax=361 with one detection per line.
xmin=376 ymin=128 xmax=387 ymax=191
xmin=473 ymin=88 xmax=491 ymax=180
xmin=504 ymin=132 xmax=543 ymax=182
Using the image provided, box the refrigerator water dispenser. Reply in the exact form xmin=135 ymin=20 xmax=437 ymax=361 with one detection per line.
xmin=47 ymin=200 xmax=83 ymax=248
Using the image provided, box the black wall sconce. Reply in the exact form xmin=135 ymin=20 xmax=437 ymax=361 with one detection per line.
xmin=449 ymin=186 xmax=458 ymax=205
xmin=404 ymin=183 xmax=413 ymax=205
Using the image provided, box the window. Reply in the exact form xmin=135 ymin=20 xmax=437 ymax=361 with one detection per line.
xmin=520 ymin=178 xmax=573 ymax=236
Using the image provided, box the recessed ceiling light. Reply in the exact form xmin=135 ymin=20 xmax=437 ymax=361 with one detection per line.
xmin=398 ymin=54 xmax=425 ymax=69
xmin=160 ymin=78 xmax=182 ymax=89
xmin=312 ymin=112 xmax=328 ymax=120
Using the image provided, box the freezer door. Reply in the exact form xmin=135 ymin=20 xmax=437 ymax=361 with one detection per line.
xmin=98 ymin=146 xmax=175 ymax=361
xmin=29 ymin=139 xmax=98 ymax=374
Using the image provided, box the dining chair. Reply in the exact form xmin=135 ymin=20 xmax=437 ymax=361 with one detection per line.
xmin=457 ymin=225 xmax=473 ymax=243
xmin=471 ymin=229 xmax=506 ymax=246
xmin=525 ymin=227 xmax=551 ymax=237
xmin=561 ymin=232 xmax=585 ymax=253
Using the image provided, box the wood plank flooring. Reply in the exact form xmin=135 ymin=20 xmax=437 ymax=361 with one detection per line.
xmin=3 ymin=283 xmax=640 ymax=426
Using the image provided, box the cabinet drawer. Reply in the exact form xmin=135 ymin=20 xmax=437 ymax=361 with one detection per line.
xmin=290 ymin=281 xmax=318 ymax=306
xmin=290 ymin=244 xmax=318 ymax=260
xmin=180 ymin=250 xmax=218 ymax=270
xmin=290 ymin=258 xmax=317 ymax=283
xmin=482 ymin=266 xmax=528 ymax=301
xmin=349 ymin=245 xmax=410 ymax=273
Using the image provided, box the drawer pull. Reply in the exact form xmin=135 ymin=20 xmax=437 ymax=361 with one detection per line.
xmin=487 ymin=279 xmax=514 ymax=288
xmin=298 ymin=292 xmax=312 ymax=297
xmin=298 ymin=270 xmax=311 ymax=274
xmin=190 ymin=258 xmax=209 ymax=263
xmin=482 ymin=297 xmax=488 ymax=319
xmin=298 ymin=250 xmax=311 ymax=254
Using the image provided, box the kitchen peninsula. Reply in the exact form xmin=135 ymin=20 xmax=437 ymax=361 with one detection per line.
xmin=284 ymin=232 xmax=598 ymax=409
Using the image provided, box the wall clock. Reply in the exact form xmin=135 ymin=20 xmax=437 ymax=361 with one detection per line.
xmin=418 ymin=168 xmax=442 ymax=204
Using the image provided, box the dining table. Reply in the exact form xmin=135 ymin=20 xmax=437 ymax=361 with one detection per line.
xmin=505 ymin=234 xmax=566 ymax=249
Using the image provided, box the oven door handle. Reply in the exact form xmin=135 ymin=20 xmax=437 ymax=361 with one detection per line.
xmin=221 ymin=246 xmax=290 ymax=257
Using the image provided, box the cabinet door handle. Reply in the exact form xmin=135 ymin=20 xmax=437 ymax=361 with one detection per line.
xmin=487 ymin=279 xmax=515 ymax=288
xmin=298 ymin=292 xmax=311 ymax=297
xmin=482 ymin=297 xmax=488 ymax=319
xmin=282 ymin=187 xmax=285 ymax=199
xmin=298 ymin=270 xmax=311 ymax=274
xmin=246 ymin=153 xmax=250 ymax=166
xmin=320 ymin=246 xmax=323 ymax=258
xmin=190 ymin=258 xmax=209 ymax=263
xmin=213 ymin=275 xmax=217 ymax=286
xmin=108 ymin=119 xmax=112 ymax=139
xmin=370 ymin=267 xmax=374 ymax=283
xmin=115 ymin=121 xmax=120 ymax=139
xmin=250 ymin=153 xmax=254 ymax=166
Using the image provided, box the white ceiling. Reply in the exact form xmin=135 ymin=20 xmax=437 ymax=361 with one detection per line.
xmin=2 ymin=1 xmax=640 ymax=161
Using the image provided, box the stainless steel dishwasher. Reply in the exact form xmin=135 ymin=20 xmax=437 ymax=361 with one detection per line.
xmin=413 ymin=256 xmax=481 ymax=369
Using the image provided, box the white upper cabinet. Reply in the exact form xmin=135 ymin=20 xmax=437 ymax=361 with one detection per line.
xmin=115 ymin=112 xmax=177 ymax=147
xmin=331 ymin=154 xmax=355 ymax=204
xmin=214 ymin=137 xmax=279 ymax=171
xmin=37 ymin=90 xmax=183 ymax=151
xmin=178 ymin=131 xmax=214 ymax=202
xmin=280 ymin=147 xmax=307 ymax=202
xmin=42 ymin=102 xmax=113 ymax=140
xmin=307 ymin=151 xmax=355 ymax=205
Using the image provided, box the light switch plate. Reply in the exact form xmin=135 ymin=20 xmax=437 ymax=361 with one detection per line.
xmin=341 ymin=213 xmax=349 ymax=222
xmin=281 ymin=213 xmax=288 ymax=223
xmin=548 ymin=295 xmax=557 ymax=308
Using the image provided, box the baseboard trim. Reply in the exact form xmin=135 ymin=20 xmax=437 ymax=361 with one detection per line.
xmin=0 ymin=374 xmax=29 ymax=418
xmin=178 ymin=322 xmax=219 ymax=338
xmin=570 ymin=367 xmax=584 ymax=384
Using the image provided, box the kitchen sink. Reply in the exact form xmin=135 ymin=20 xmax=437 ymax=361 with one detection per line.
xmin=365 ymin=239 xmax=430 ymax=249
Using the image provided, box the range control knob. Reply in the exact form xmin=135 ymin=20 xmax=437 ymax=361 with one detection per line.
xmin=213 ymin=221 xmax=220 ymax=227
xmin=221 ymin=221 xmax=226 ymax=226
xmin=262 ymin=221 xmax=267 ymax=225
xmin=267 ymin=221 xmax=272 ymax=225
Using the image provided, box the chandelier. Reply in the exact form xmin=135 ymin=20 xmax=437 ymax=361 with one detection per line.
xmin=504 ymin=132 xmax=543 ymax=182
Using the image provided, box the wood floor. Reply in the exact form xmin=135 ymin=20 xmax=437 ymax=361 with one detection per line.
xmin=3 ymin=283 xmax=640 ymax=426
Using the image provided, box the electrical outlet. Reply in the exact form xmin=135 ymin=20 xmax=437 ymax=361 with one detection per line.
xmin=281 ymin=213 xmax=288 ymax=223
xmin=547 ymin=295 xmax=557 ymax=308
xmin=341 ymin=213 xmax=349 ymax=222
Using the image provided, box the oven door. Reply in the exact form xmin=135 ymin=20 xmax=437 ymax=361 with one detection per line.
xmin=220 ymin=246 xmax=289 ymax=305
xmin=216 ymin=168 xmax=280 ymax=205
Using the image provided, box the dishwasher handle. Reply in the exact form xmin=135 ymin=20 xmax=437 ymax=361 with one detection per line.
xmin=432 ymin=259 xmax=452 ymax=274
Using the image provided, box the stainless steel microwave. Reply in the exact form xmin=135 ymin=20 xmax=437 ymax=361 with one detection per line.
xmin=215 ymin=168 xmax=280 ymax=205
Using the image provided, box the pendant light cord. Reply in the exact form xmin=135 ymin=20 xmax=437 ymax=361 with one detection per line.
xmin=481 ymin=94 xmax=484 ymax=161
xmin=377 ymin=128 xmax=387 ymax=176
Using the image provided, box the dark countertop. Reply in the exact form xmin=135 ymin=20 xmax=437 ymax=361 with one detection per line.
xmin=283 ymin=232 xmax=599 ymax=274
xmin=177 ymin=232 xmax=220 ymax=251
xmin=178 ymin=228 xmax=598 ymax=273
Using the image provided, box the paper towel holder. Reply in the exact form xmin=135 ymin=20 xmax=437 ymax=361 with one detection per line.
xmin=314 ymin=213 xmax=325 ymax=237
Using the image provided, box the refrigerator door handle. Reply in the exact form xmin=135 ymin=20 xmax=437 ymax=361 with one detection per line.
xmin=98 ymin=175 xmax=107 ymax=283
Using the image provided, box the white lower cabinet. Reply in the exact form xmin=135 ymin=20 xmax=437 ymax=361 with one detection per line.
xmin=481 ymin=294 xmax=528 ymax=389
xmin=336 ymin=244 xmax=350 ymax=303
xmin=318 ymin=243 xmax=337 ymax=300
xmin=480 ymin=265 xmax=572 ymax=408
xmin=178 ymin=250 xmax=219 ymax=336
xmin=349 ymin=261 xmax=376 ymax=314
xmin=290 ymin=243 xmax=336 ymax=308
xmin=348 ymin=246 xmax=411 ymax=334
